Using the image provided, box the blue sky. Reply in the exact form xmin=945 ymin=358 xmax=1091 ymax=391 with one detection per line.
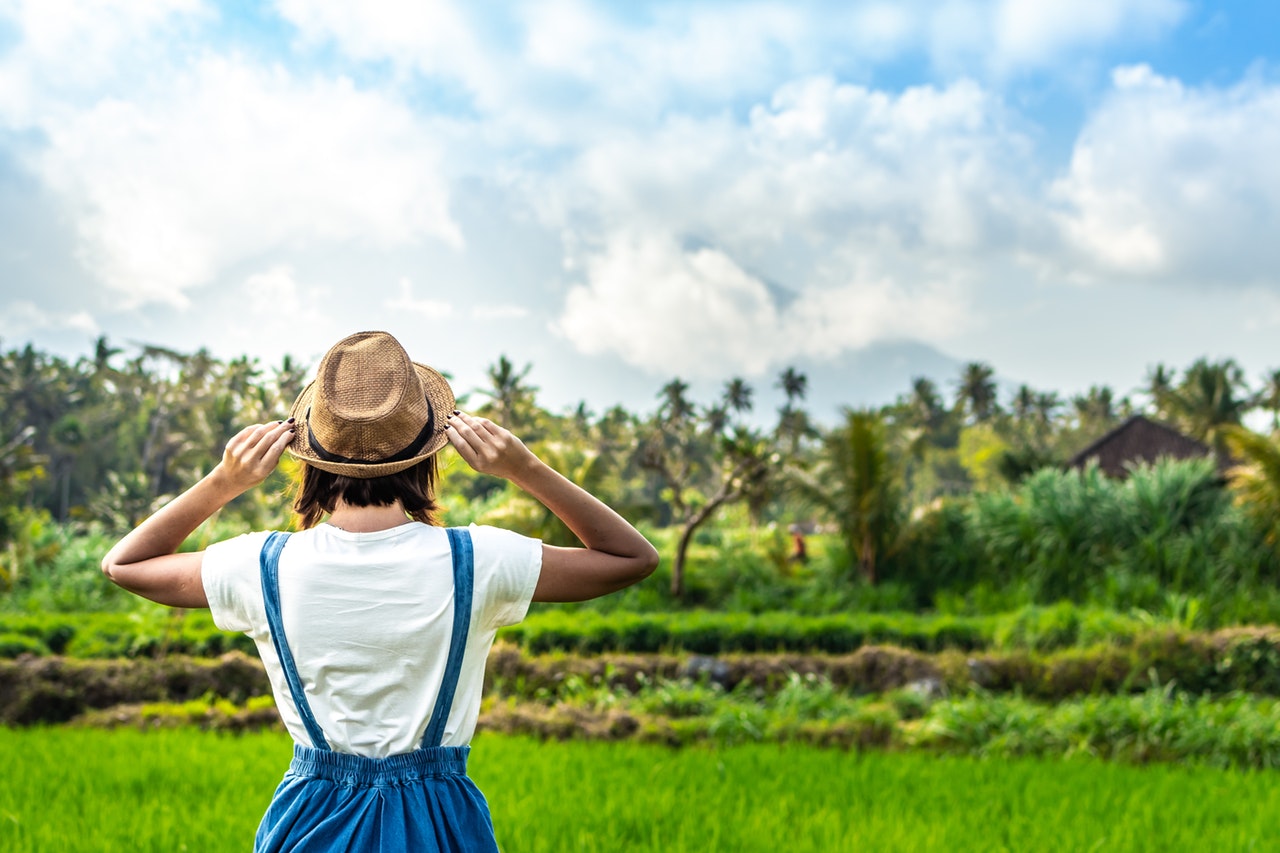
xmin=1 ymin=0 xmax=1278 ymax=420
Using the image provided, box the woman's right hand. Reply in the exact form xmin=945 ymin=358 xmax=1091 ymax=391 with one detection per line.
xmin=446 ymin=411 xmax=539 ymax=481
xmin=215 ymin=420 xmax=296 ymax=493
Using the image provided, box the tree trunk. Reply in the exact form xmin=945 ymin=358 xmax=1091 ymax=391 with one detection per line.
xmin=671 ymin=523 xmax=695 ymax=598
xmin=670 ymin=487 xmax=739 ymax=598
xmin=859 ymin=536 xmax=877 ymax=585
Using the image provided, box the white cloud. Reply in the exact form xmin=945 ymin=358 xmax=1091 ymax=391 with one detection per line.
xmin=0 ymin=0 xmax=206 ymax=123
xmin=993 ymin=0 xmax=1186 ymax=71
xmin=558 ymin=233 xmax=782 ymax=376
xmin=268 ymin=0 xmax=1187 ymax=152
xmin=560 ymin=75 xmax=1038 ymax=251
xmin=0 ymin=300 xmax=98 ymax=337
xmin=556 ymin=232 xmax=967 ymax=378
xmin=386 ymin=277 xmax=454 ymax=318
xmin=29 ymin=57 xmax=461 ymax=306
xmin=242 ymin=265 xmax=325 ymax=320
xmin=274 ymin=0 xmax=501 ymax=105
xmin=0 ymin=0 xmax=1262 ymax=401
xmin=523 ymin=1 xmax=808 ymax=97
xmin=1052 ymin=65 xmax=1280 ymax=285
xmin=924 ymin=0 xmax=1188 ymax=76
xmin=544 ymin=74 xmax=1029 ymax=374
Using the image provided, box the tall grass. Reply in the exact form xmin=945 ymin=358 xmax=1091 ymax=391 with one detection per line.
xmin=2 ymin=729 xmax=1279 ymax=852
xmin=899 ymin=459 xmax=1280 ymax=623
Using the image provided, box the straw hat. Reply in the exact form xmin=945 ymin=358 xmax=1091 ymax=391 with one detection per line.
xmin=287 ymin=331 xmax=455 ymax=478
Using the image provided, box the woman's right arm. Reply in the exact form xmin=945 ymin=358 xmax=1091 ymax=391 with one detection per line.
xmin=446 ymin=412 xmax=660 ymax=602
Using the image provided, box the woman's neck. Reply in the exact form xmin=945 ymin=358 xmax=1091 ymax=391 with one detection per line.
xmin=326 ymin=500 xmax=411 ymax=533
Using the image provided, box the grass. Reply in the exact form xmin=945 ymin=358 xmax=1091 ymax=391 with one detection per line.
xmin=3 ymin=729 xmax=1280 ymax=851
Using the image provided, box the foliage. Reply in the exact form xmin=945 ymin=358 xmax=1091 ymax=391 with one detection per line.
xmin=7 ymin=338 xmax=1280 ymax=625
xmin=474 ymin=355 xmax=541 ymax=438
xmin=0 ymin=603 xmax=1175 ymax=660
xmin=636 ymin=371 xmax=804 ymax=596
xmin=894 ymin=457 xmax=1280 ymax=621
xmin=0 ymin=338 xmax=299 ymax=538
xmin=1223 ymin=424 xmax=1280 ymax=548
xmin=1150 ymin=357 xmax=1253 ymax=455
xmin=793 ymin=409 xmax=903 ymax=584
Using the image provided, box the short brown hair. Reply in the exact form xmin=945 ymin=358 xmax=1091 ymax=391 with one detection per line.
xmin=293 ymin=457 xmax=441 ymax=529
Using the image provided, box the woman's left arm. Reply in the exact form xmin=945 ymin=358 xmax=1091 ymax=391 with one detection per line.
xmin=101 ymin=420 xmax=295 ymax=608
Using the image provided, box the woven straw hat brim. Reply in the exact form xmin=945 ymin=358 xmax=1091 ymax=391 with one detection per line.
xmin=286 ymin=361 xmax=454 ymax=478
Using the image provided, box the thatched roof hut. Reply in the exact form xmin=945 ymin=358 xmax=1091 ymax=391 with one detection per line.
xmin=1067 ymin=415 xmax=1216 ymax=479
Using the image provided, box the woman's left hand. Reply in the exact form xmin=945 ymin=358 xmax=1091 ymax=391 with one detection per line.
xmin=101 ymin=418 xmax=295 ymax=608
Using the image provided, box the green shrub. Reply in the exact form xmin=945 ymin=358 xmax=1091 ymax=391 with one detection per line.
xmin=916 ymin=688 xmax=1280 ymax=769
xmin=0 ymin=632 xmax=46 ymax=657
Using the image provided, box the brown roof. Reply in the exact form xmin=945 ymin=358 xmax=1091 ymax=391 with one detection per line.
xmin=1067 ymin=415 xmax=1213 ymax=478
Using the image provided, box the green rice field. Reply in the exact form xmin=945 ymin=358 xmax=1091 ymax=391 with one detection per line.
xmin=2 ymin=728 xmax=1279 ymax=851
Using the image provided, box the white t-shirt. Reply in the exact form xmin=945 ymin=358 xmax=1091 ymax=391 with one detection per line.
xmin=201 ymin=522 xmax=541 ymax=756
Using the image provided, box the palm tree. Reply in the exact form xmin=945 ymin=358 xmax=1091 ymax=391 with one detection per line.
xmin=1164 ymin=358 xmax=1253 ymax=455
xmin=773 ymin=367 xmax=813 ymax=455
xmin=956 ymin=362 xmax=999 ymax=423
xmin=776 ymin=367 xmax=807 ymax=404
xmin=1072 ymin=385 xmax=1117 ymax=432
xmin=483 ymin=356 xmax=539 ymax=434
xmin=658 ymin=378 xmax=695 ymax=424
xmin=1258 ymin=369 xmax=1280 ymax=432
xmin=1146 ymin=363 xmax=1177 ymax=418
xmin=907 ymin=377 xmax=946 ymax=432
xmin=640 ymin=376 xmax=791 ymax=596
xmin=91 ymin=335 xmax=122 ymax=378
xmin=1223 ymin=425 xmax=1280 ymax=548
xmin=0 ymin=425 xmax=42 ymax=499
xmin=723 ymin=377 xmax=753 ymax=416
xmin=1033 ymin=391 xmax=1061 ymax=429
xmin=703 ymin=403 xmax=730 ymax=435
xmin=272 ymin=354 xmax=310 ymax=412
xmin=794 ymin=409 xmax=902 ymax=584
xmin=1011 ymin=384 xmax=1036 ymax=423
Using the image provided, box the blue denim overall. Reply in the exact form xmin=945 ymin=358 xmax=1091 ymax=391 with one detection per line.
xmin=253 ymin=528 xmax=500 ymax=852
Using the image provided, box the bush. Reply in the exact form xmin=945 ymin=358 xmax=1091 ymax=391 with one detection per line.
xmin=0 ymin=632 xmax=46 ymax=657
xmin=891 ymin=459 xmax=1280 ymax=624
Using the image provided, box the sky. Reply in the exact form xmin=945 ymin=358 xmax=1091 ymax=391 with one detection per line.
xmin=1 ymin=0 xmax=1279 ymax=421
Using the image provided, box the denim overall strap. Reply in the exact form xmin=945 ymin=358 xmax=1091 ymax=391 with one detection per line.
xmin=259 ymin=531 xmax=330 ymax=751
xmin=421 ymin=527 xmax=475 ymax=749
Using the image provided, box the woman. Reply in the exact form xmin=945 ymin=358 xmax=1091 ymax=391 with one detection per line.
xmin=101 ymin=330 xmax=659 ymax=851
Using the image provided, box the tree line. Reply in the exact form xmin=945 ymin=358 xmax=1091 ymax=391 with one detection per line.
xmin=1 ymin=337 xmax=1275 ymax=604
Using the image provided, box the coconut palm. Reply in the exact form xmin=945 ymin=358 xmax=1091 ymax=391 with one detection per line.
xmin=956 ymin=362 xmax=999 ymax=424
xmin=723 ymin=377 xmax=753 ymax=416
xmin=1146 ymin=363 xmax=1177 ymax=417
xmin=1033 ymin=391 xmax=1061 ymax=429
xmin=1223 ymin=425 xmax=1280 ymax=548
xmin=1164 ymin=358 xmax=1253 ymax=455
xmin=794 ymin=409 xmax=903 ymax=584
xmin=639 ymin=376 xmax=790 ymax=596
xmin=1011 ymin=384 xmax=1036 ymax=423
xmin=907 ymin=377 xmax=947 ymax=433
xmin=1258 ymin=369 xmax=1280 ymax=432
xmin=482 ymin=355 xmax=540 ymax=435
xmin=1071 ymin=385 xmax=1118 ymax=432
xmin=776 ymin=367 xmax=807 ymax=404
xmin=773 ymin=368 xmax=814 ymax=455
xmin=272 ymin=354 xmax=310 ymax=412
xmin=658 ymin=378 xmax=695 ymax=424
